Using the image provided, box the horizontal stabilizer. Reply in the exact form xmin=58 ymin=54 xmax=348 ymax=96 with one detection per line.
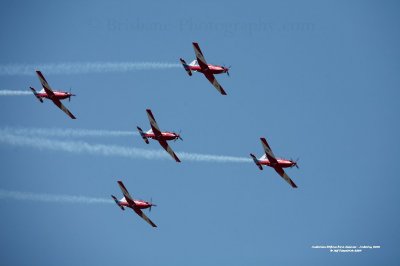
xmin=137 ymin=126 xmax=149 ymax=144
xmin=30 ymin=87 xmax=43 ymax=103
xmin=111 ymin=195 xmax=125 ymax=210
xmin=180 ymin=58 xmax=192 ymax=76
xmin=250 ymin=153 xmax=263 ymax=170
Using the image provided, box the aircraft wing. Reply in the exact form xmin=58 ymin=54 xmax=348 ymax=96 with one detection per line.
xmin=273 ymin=166 xmax=298 ymax=188
xmin=35 ymin=70 xmax=76 ymax=119
xmin=117 ymin=181 xmax=136 ymax=206
xmin=260 ymin=138 xmax=278 ymax=164
xmin=132 ymin=207 xmax=157 ymax=228
xmin=158 ymin=140 xmax=181 ymax=162
xmin=146 ymin=109 xmax=162 ymax=137
xmin=35 ymin=70 xmax=55 ymax=97
xmin=50 ymin=97 xmax=76 ymax=119
xmin=192 ymin=42 xmax=210 ymax=71
xmin=204 ymin=73 xmax=227 ymax=95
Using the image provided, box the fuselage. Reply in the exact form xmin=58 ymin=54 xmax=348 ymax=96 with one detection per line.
xmin=119 ymin=198 xmax=153 ymax=210
xmin=144 ymin=131 xmax=179 ymax=141
xmin=188 ymin=64 xmax=228 ymax=75
xmin=36 ymin=89 xmax=75 ymax=100
xmin=259 ymin=158 xmax=296 ymax=168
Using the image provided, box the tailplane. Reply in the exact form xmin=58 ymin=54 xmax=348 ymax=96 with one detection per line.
xmin=111 ymin=195 xmax=125 ymax=210
xmin=29 ymin=87 xmax=43 ymax=103
xmin=137 ymin=126 xmax=149 ymax=144
xmin=250 ymin=154 xmax=263 ymax=170
xmin=180 ymin=58 xmax=192 ymax=76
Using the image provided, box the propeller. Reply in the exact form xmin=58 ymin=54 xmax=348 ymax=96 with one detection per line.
xmin=149 ymin=197 xmax=157 ymax=212
xmin=223 ymin=65 xmax=231 ymax=76
xmin=149 ymin=198 xmax=152 ymax=212
xmin=174 ymin=130 xmax=183 ymax=141
xmin=292 ymin=158 xmax=300 ymax=169
xmin=69 ymin=88 xmax=72 ymax=102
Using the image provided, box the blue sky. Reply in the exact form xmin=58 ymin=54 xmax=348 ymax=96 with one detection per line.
xmin=0 ymin=0 xmax=399 ymax=265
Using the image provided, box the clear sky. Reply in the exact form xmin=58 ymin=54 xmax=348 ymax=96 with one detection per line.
xmin=0 ymin=0 xmax=399 ymax=265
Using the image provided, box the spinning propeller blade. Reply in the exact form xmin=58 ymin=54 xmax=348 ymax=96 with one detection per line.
xmin=224 ymin=65 xmax=231 ymax=76
xmin=149 ymin=197 xmax=157 ymax=212
xmin=149 ymin=197 xmax=152 ymax=212
xmin=175 ymin=130 xmax=183 ymax=141
xmin=291 ymin=157 xmax=300 ymax=169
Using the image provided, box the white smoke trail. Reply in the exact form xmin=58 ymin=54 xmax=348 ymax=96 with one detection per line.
xmin=0 ymin=189 xmax=112 ymax=204
xmin=1 ymin=127 xmax=137 ymax=138
xmin=0 ymin=90 xmax=32 ymax=96
xmin=0 ymin=131 xmax=251 ymax=163
xmin=0 ymin=62 xmax=181 ymax=76
xmin=180 ymin=151 xmax=251 ymax=163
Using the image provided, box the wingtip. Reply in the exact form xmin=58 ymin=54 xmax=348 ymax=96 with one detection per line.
xmin=35 ymin=70 xmax=43 ymax=77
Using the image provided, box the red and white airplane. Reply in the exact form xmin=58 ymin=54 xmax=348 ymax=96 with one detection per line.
xmin=137 ymin=109 xmax=182 ymax=163
xmin=250 ymin=137 xmax=299 ymax=188
xmin=111 ymin=180 xmax=157 ymax=228
xmin=30 ymin=70 xmax=76 ymax=119
xmin=180 ymin=42 xmax=230 ymax=95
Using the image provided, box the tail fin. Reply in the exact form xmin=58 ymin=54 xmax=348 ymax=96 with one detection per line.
xmin=111 ymin=195 xmax=125 ymax=210
xmin=250 ymin=154 xmax=263 ymax=170
xmin=189 ymin=60 xmax=198 ymax=66
xmin=137 ymin=126 xmax=149 ymax=144
xmin=30 ymin=87 xmax=43 ymax=103
xmin=180 ymin=58 xmax=192 ymax=76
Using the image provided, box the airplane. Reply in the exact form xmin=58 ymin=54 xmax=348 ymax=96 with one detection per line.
xmin=30 ymin=70 xmax=76 ymax=119
xmin=180 ymin=42 xmax=230 ymax=95
xmin=137 ymin=109 xmax=182 ymax=162
xmin=250 ymin=137 xmax=299 ymax=188
xmin=111 ymin=180 xmax=157 ymax=228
